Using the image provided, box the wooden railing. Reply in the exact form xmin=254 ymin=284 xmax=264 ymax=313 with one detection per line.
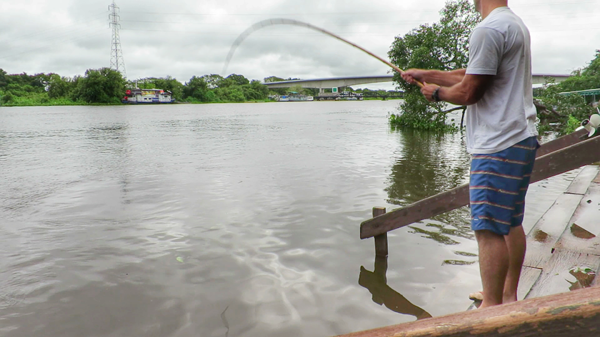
xmin=361 ymin=128 xmax=600 ymax=257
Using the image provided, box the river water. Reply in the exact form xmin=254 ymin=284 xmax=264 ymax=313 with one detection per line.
xmin=0 ymin=102 xmax=576 ymax=336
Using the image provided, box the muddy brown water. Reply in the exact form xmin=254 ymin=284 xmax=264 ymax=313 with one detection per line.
xmin=0 ymin=102 xmax=576 ymax=336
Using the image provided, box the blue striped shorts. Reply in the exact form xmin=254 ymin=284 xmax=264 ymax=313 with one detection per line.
xmin=470 ymin=136 xmax=539 ymax=236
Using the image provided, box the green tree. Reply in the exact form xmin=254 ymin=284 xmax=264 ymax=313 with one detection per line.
xmin=264 ymin=76 xmax=285 ymax=82
xmin=225 ymin=73 xmax=249 ymax=86
xmin=535 ymin=51 xmax=600 ymax=134
xmin=0 ymin=68 xmax=8 ymax=88
xmin=48 ymin=74 xmax=76 ymax=99
xmin=388 ymin=0 xmax=479 ymax=131
xmin=554 ymin=51 xmax=600 ymax=93
xmin=72 ymin=68 xmax=126 ymax=103
xmin=287 ymin=84 xmax=305 ymax=95
xmin=241 ymin=80 xmax=269 ymax=100
xmin=201 ymin=74 xmax=225 ymax=89
xmin=1 ymin=91 xmax=13 ymax=104
xmin=183 ymin=76 xmax=210 ymax=101
xmin=215 ymin=86 xmax=245 ymax=102
xmin=151 ymin=76 xmax=184 ymax=101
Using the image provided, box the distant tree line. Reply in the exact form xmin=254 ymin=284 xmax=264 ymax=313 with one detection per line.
xmin=0 ymin=68 xmax=277 ymax=106
xmin=0 ymin=67 xmax=407 ymax=106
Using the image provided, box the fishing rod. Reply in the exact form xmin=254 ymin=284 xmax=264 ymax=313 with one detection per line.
xmin=222 ymin=18 xmax=424 ymax=88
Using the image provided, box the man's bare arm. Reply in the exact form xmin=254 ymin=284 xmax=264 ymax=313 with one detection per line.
xmin=402 ymin=69 xmax=466 ymax=87
xmin=421 ymin=74 xmax=494 ymax=106
xmin=423 ymin=69 xmax=467 ymax=87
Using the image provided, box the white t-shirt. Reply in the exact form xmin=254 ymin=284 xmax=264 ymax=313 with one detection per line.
xmin=465 ymin=7 xmax=538 ymax=154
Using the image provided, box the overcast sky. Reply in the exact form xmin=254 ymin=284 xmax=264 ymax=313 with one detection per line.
xmin=0 ymin=0 xmax=598 ymax=90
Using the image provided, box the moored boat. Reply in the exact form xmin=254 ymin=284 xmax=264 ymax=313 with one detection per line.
xmin=122 ymin=88 xmax=175 ymax=104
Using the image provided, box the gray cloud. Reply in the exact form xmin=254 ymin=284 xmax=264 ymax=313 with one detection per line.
xmin=0 ymin=0 xmax=598 ymax=88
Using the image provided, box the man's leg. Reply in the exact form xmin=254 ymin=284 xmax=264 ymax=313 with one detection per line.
xmin=502 ymin=136 xmax=537 ymax=303
xmin=475 ymin=229 xmax=509 ymax=308
xmin=503 ymin=225 xmax=526 ymax=303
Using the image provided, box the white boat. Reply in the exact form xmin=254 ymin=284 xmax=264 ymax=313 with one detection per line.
xmin=122 ymin=88 xmax=175 ymax=104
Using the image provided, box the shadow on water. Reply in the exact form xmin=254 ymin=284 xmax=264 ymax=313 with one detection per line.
xmin=385 ymin=128 xmax=473 ymax=242
xmin=359 ymin=256 xmax=432 ymax=320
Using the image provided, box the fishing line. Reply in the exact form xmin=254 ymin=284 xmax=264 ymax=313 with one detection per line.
xmin=222 ymin=18 xmax=423 ymax=87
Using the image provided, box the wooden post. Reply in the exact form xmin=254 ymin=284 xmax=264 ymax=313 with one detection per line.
xmin=373 ymin=207 xmax=388 ymax=257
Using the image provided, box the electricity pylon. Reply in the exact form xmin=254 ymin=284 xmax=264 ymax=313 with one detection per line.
xmin=109 ymin=0 xmax=126 ymax=78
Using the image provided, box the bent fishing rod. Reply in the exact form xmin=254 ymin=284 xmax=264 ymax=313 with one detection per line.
xmin=222 ymin=18 xmax=424 ymax=88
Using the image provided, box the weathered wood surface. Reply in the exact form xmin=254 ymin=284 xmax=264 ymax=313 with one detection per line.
xmin=337 ymin=285 xmax=600 ymax=337
xmin=360 ymin=135 xmax=600 ymax=239
xmin=555 ymin=179 xmax=600 ymax=255
xmin=526 ymin=249 xmax=599 ymax=299
xmin=523 ymin=193 xmax=583 ymax=268
xmin=517 ymin=266 xmax=542 ymax=300
xmin=517 ymin=168 xmax=599 ymax=298
xmin=565 ymin=165 xmax=599 ymax=195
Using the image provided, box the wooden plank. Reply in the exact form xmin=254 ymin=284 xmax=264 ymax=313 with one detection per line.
xmin=535 ymin=128 xmax=588 ymax=157
xmin=554 ymin=181 xmax=600 ymax=255
xmin=360 ymin=135 xmax=600 ymax=239
xmin=360 ymin=186 xmax=468 ymax=239
xmin=517 ymin=266 xmax=542 ymax=300
xmin=526 ymin=249 xmax=599 ymax=299
xmin=337 ymin=285 xmax=600 ymax=337
xmin=529 ymin=136 xmax=600 ymax=183
xmin=523 ymin=193 xmax=583 ymax=268
xmin=565 ymin=165 xmax=599 ymax=195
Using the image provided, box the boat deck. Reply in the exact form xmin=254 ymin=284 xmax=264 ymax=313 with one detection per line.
xmin=341 ymin=164 xmax=600 ymax=337
xmin=519 ymin=165 xmax=600 ymax=300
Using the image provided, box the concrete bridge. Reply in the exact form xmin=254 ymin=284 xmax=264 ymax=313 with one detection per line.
xmin=264 ymin=74 xmax=570 ymax=89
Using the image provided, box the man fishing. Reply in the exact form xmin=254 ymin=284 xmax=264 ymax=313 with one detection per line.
xmin=402 ymin=0 xmax=538 ymax=308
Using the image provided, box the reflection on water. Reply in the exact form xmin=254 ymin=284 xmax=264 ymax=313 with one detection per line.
xmin=359 ymin=257 xmax=432 ymax=320
xmin=453 ymin=251 xmax=478 ymax=257
xmin=442 ymin=260 xmax=477 ymax=266
xmin=408 ymin=226 xmax=459 ymax=245
xmin=407 ymin=223 xmax=474 ymax=246
xmin=1 ymin=103 xmax=566 ymax=336
xmin=385 ymin=129 xmax=469 ymax=205
xmin=386 ymin=129 xmax=471 ymax=241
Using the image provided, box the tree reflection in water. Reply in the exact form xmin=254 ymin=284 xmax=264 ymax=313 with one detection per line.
xmin=385 ymin=128 xmax=473 ymax=242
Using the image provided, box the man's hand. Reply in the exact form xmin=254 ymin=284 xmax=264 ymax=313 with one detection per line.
xmin=401 ymin=69 xmax=427 ymax=85
xmin=421 ymin=83 xmax=440 ymax=102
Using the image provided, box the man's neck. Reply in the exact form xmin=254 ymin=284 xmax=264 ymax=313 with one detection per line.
xmin=480 ymin=0 xmax=508 ymax=19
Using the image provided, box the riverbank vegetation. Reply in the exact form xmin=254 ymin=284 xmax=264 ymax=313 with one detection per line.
xmin=388 ymin=0 xmax=478 ymax=132
xmin=534 ymin=51 xmax=599 ymax=135
xmin=0 ymin=68 xmax=278 ymax=106
xmin=387 ymin=0 xmax=599 ymax=135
